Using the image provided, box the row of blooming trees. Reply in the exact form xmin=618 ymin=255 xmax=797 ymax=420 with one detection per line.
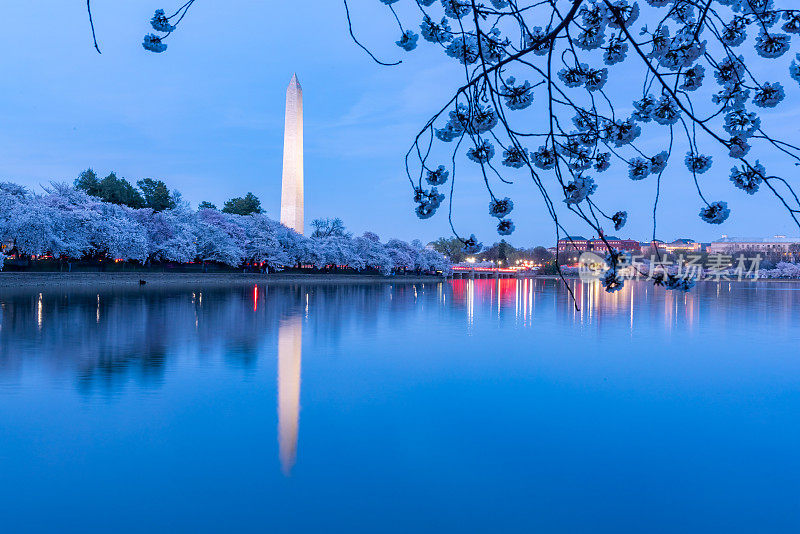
xmin=759 ymin=262 xmax=800 ymax=278
xmin=0 ymin=182 xmax=450 ymax=274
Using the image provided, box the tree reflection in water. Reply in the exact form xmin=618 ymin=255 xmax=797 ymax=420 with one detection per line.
xmin=2 ymin=280 xmax=799 ymax=387
xmin=0 ymin=284 xmax=440 ymax=388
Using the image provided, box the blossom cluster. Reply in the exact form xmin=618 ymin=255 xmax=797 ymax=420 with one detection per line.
xmin=142 ymin=5 xmax=195 ymax=52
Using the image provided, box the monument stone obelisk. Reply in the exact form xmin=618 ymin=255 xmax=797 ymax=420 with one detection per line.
xmin=280 ymin=74 xmax=304 ymax=234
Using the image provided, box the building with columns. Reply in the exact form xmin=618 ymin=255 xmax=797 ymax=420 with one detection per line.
xmin=708 ymin=236 xmax=800 ymax=256
xmin=557 ymin=235 xmax=641 ymax=253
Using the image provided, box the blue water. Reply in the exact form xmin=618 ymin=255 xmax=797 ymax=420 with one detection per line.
xmin=1 ymin=279 xmax=799 ymax=533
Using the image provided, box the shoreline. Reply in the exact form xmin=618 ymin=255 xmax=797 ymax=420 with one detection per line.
xmin=533 ymin=274 xmax=800 ymax=283
xmin=1 ymin=272 xmax=797 ymax=294
xmin=0 ymin=272 xmax=448 ymax=292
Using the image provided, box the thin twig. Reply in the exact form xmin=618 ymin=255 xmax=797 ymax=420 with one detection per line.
xmin=343 ymin=0 xmax=401 ymax=66
xmin=87 ymin=0 xmax=101 ymax=54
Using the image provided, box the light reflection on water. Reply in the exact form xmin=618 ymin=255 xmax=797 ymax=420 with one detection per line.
xmin=1 ymin=279 xmax=800 ymax=533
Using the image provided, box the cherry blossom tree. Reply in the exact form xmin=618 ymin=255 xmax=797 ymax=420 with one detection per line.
xmin=40 ymin=183 xmax=100 ymax=261
xmin=132 ymin=207 xmax=197 ymax=263
xmin=242 ymin=214 xmax=291 ymax=270
xmin=5 ymin=199 xmax=66 ymax=258
xmin=760 ymin=260 xmax=800 ymax=278
xmin=313 ymin=237 xmax=363 ymax=270
xmin=417 ymin=245 xmax=454 ymax=274
xmin=91 ymin=203 xmax=149 ymax=262
xmin=272 ymin=222 xmax=308 ymax=267
xmin=385 ymin=238 xmax=419 ymax=271
xmin=353 ymin=233 xmax=395 ymax=274
xmin=194 ymin=208 xmax=246 ymax=267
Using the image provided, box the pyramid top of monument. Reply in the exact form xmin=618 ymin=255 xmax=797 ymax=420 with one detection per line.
xmin=289 ymin=73 xmax=301 ymax=89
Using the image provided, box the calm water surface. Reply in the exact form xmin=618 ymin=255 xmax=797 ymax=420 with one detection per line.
xmin=1 ymin=279 xmax=799 ymax=533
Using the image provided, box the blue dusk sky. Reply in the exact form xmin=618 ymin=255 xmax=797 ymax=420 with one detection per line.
xmin=1 ymin=1 xmax=800 ymax=247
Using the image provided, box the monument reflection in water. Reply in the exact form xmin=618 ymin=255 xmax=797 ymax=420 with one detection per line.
xmin=277 ymin=316 xmax=302 ymax=475
xmin=1 ymin=279 xmax=800 ymax=532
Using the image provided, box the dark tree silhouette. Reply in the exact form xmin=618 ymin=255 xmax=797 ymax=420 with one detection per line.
xmin=76 ymin=170 xmax=146 ymax=209
xmin=138 ymin=178 xmax=176 ymax=212
xmin=429 ymin=236 xmax=468 ymax=262
xmin=75 ymin=168 xmax=101 ymax=197
xmin=222 ymin=192 xmax=264 ymax=216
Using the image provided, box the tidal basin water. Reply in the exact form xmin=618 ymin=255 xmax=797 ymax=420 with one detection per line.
xmin=1 ymin=279 xmax=800 ymax=533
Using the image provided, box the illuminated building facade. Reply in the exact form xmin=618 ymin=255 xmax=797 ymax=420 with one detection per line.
xmin=708 ymin=236 xmax=800 ymax=255
xmin=557 ymin=235 xmax=641 ymax=253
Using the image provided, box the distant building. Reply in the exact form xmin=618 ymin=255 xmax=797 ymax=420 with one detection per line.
xmin=708 ymin=236 xmax=800 ymax=255
xmin=557 ymin=235 xmax=589 ymax=252
xmin=591 ymin=235 xmax=641 ymax=252
xmin=664 ymin=238 xmax=701 ymax=254
xmin=557 ymin=235 xmax=641 ymax=253
xmin=640 ymin=239 xmax=665 ymax=252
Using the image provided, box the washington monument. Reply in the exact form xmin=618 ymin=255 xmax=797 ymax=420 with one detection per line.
xmin=280 ymin=74 xmax=304 ymax=234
